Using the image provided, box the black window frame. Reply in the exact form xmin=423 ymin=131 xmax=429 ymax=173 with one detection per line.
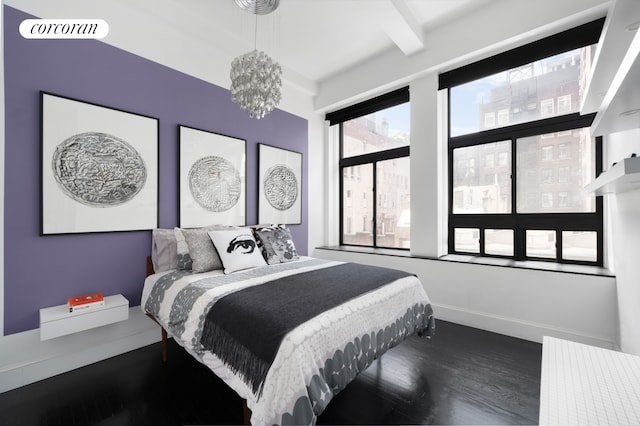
xmin=326 ymin=87 xmax=410 ymax=249
xmin=441 ymin=18 xmax=605 ymax=266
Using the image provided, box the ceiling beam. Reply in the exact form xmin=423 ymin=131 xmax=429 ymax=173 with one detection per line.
xmin=382 ymin=0 xmax=425 ymax=56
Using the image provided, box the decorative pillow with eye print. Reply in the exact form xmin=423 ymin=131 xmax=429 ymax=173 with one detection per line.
xmin=208 ymin=229 xmax=267 ymax=274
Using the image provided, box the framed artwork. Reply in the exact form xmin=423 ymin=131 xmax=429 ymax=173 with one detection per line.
xmin=258 ymin=143 xmax=302 ymax=224
xmin=40 ymin=92 xmax=159 ymax=235
xmin=179 ymin=125 xmax=246 ymax=228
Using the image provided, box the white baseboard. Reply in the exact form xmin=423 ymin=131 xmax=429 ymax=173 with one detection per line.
xmin=0 ymin=307 xmax=162 ymax=394
xmin=432 ymin=302 xmax=617 ymax=350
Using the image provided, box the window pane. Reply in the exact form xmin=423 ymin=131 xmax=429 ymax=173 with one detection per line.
xmin=342 ymin=103 xmax=409 ymax=158
xmin=454 ymin=228 xmax=479 ymax=253
xmin=453 ymin=141 xmax=511 ymax=214
xmin=526 ymin=230 xmax=556 ymax=259
xmin=342 ymin=164 xmax=373 ymax=246
xmin=377 ymin=157 xmax=410 ymax=248
xmin=562 ymin=231 xmax=597 ymax=262
xmin=485 ymin=229 xmax=514 ymax=256
xmin=516 ymin=128 xmax=596 ymax=213
xmin=450 ymin=46 xmax=595 ymax=137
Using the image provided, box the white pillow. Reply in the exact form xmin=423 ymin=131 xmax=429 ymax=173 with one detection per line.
xmin=208 ymin=229 xmax=267 ymax=274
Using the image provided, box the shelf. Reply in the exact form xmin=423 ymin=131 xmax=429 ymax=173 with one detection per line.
xmin=40 ymin=294 xmax=129 ymax=340
xmin=584 ymin=0 xmax=640 ymax=136
xmin=583 ymin=156 xmax=640 ymax=195
xmin=581 ymin=0 xmax=640 ymax=115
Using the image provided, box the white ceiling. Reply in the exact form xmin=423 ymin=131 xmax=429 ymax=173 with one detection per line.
xmin=237 ymin=0 xmax=491 ymax=82
xmin=6 ymin=0 xmax=611 ymax=112
xmin=6 ymin=0 xmax=490 ymax=89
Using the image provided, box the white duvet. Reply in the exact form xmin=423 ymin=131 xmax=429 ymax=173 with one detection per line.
xmin=141 ymin=256 xmax=434 ymax=425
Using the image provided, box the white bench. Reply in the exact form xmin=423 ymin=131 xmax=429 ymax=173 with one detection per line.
xmin=539 ymin=336 xmax=640 ymax=425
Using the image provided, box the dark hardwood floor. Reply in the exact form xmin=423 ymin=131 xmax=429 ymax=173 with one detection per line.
xmin=0 ymin=320 xmax=542 ymax=425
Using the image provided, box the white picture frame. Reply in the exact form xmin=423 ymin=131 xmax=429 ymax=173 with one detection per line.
xmin=179 ymin=125 xmax=246 ymax=228
xmin=258 ymin=143 xmax=302 ymax=225
xmin=40 ymin=92 xmax=159 ymax=235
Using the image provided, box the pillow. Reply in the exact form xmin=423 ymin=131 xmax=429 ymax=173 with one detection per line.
xmin=151 ymin=228 xmax=177 ymax=272
xmin=180 ymin=225 xmax=236 ymax=273
xmin=174 ymin=227 xmax=193 ymax=270
xmin=253 ymin=225 xmax=299 ymax=265
xmin=208 ymin=229 xmax=267 ymax=274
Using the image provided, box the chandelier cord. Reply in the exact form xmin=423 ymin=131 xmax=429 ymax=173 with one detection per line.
xmin=254 ymin=14 xmax=258 ymax=50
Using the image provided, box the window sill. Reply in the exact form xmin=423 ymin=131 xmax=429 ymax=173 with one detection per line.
xmin=315 ymin=245 xmax=614 ymax=278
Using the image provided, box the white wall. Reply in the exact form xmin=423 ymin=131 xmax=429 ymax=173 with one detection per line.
xmin=408 ymin=74 xmax=445 ymax=257
xmin=604 ymin=129 xmax=640 ymax=355
xmin=314 ymin=248 xmax=617 ymax=348
xmin=1 ymin=1 xmax=5 ymax=340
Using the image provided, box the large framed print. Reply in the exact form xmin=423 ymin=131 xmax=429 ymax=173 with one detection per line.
xmin=179 ymin=126 xmax=246 ymax=228
xmin=41 ymin=92 xmax=159 ymax=235
xmin=258 ymin=143 xmax=302 ymax=224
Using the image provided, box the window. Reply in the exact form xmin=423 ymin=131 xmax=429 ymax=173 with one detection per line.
xmin=327 ymin=87 xmax=410 ymax=249
xmin=441 ymin=18 xmax=604 ymax=266
xmin=526 ymin=230 xmax=556 ymax=259
xmin=517 ymin=130 xmax=595 ymax=213
xmin=558 ymin=192 xmax=570 ymax=207
xmin=557 ymin=95 xmax=572 ymax=114
xmin=453 ymin=140 xmax=511 ymax=214
xmin=484 ymin=112 xmax=496 ymax=128
xmin=541 ymin=193 xmax=554 ymax=209
xmin=485 ymin=229 xmax=514 ymax=256
xmin=541 ymin=145 xmax=553 ymax=161
xmin=448 ymin=38 xmax=593 ymax=137
xmin=498 ymin=151 xmax=509 ymax=166
xmin=541 ymin=99 xmax=555 ymax=117
xmin=485 ymin=153 xmax=495 ymax=168
xmin=497 ymin=109 xmax=510 ymax=126
xmin=454 ymin=228 xmax=479 ymax=253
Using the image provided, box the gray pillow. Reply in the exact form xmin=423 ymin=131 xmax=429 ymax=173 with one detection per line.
xmin=180 ymin=225 xmax=239 ymax=273
xmin=174 ymin=227 xmax=193 ymax=270
xmin=181 ymin=228 xmax=223 ymax=273
xmin=151 ymin=228 xmax=177 ymax=272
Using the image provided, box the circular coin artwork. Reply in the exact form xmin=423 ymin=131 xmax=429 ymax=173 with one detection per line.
xmin=263 ymin=164 xmax=298 ymax=211
xmin=52 ymin=132 xmax=147 ymax=207
xmin=188 ymin=156 xmax=241 ymax=212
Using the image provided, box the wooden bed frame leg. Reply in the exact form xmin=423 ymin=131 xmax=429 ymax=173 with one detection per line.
xmin=242 ymin=399 xmax=251 ymax=425
xmin=146 ymin=313 xmax=168 ymax=363
xmin=161 ymin=327 xmax=168 ymax=363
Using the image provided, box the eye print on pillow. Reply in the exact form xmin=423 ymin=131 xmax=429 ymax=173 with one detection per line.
xmin=227 ymin=234 xmax=256 ymax=254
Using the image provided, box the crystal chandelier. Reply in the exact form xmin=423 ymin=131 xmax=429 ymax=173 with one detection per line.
xmin=230 ymin=0 xmax=282 ymax=119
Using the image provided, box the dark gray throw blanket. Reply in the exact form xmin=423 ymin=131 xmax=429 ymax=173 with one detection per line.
xmin=200 ymin=262 xmax=413 ymax=395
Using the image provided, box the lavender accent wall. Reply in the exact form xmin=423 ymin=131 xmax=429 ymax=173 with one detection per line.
xmin=3 ymin=6 xmax=308 ymax=335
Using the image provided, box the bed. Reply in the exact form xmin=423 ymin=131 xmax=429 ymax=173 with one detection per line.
xmin=141 ymin=225 xmax=434 ymax=425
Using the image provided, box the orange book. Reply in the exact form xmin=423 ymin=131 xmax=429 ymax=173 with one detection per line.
xmin=68 ymin=293 xmax=104 ymax=312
